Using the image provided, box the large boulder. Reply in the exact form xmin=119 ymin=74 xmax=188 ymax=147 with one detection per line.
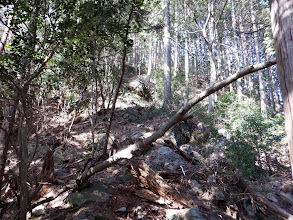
xmin=165 ymin=122 xmax=191 ymax=146
xmin=125 ymin=78 xmax=152 ymax=101
xmin=150 ymin=146 xmax=186 ymax=171
xmin=123 ymin=107 xmax=142 ymax=123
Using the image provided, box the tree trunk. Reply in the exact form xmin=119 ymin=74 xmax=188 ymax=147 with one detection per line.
xmin=231 ymin=0 xmax=242 ymax=97
xmin=102 ymin=6 xmax=134 ymax=157
xmin=270 ymin=0 xmax=293 ymax=177
xmin=163 ymin=0 xmax=172 ymax=106
xmin=184 ymin=3 xmax=189 ymax=103
xmin=207 ymin=0 xmax=217 ymax=113
xmin=133 ymin=33 xmax=138 ymax=75
xmin=173 ymin=0 xmax=179 ymax=77
xmin=147 ymin=37 xmax=153 ymax=82
xmin=0 ymin=15 xmax=12 ymax=55
xmin=0 ymin=94 xmax=18 ymax=186
xmin=251 ymin=1 xmax=267 ymax=113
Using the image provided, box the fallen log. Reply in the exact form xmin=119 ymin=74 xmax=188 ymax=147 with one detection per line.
xmin=75 ymin=58 xmax=277 ymax=190
xmin=236 ymin=173 xmax=293 ymax=220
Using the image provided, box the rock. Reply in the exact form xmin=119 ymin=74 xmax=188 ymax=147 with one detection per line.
xmin=191 ymin=180 xmax=203 ymax=196
xmin=95 ymin=214 xmax=107 ymax=220
xmin=156 ymin=146 xmax=185 ymax=171
xmin=171 ymin=122 xmax=191 ymax=146
xmin=218 ymin=128 xmax=231 ymax=139
xmin=243 ymin=197 xmax=256 ymax=217
xmin=273 ymin=182 xmax=282 ymax=189
xmin=180 ymin=144 xmax=193 ymax=155
xmin=116 ymin=207 xmax=127 ymax=212
xmin=136 ymin=206 xmax=144 ymax=219
xmin=279 ymin=192 xmax=293 ymax=205
xmin=123 ymin=107 xmax=142 ymax=123
xmin=97 ymin=135 xmax=115 ymax=151
xmin=266 ymin=192 xmax=278 ymax=202
xmin=126 ymin=78 xmax=152 ymax=100
xmin=183 ymin=208 xmax=204 ymax=220
xmin=207 ymin=175 xmax=217 ymax=185
xmin=131 ymin=131 xmax=144 ymax=140
xmin=137 ymin=124 xmax=145 ymax=128
xmin=165 ymin=209 xmax=182 ymax=220
xmin=32 ymin=205 xmax=46 ymax=216
xmin=68 ymin=181 xmax=114 ymax=207
xmin=54 ymin=168 xmax=69 ymax=179
xmin=211 ymin=187 xmax=225 ymax=201
xmin=72 ymin=209 xmax=93 ymax=220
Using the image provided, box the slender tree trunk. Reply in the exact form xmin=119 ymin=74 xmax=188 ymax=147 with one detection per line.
xmin=207 ymin=0 xmax=217 ymax=113
xmin=193 ymin=38 xmax=198 ymax=84
xmin=102 ymin=5 xmax=134 ymax=157
xmin=0 ymin=15 xmax=12 ymax=55
xmin=174 ymin=0 xmax=179 ymax=77
xmin=270 ymin=0 xmax=293 ymax=177
xmin=153 ymin=37 xmax=158 ymax=71
xmin=19 ymin=91 xmax=29 ymax=220
xmin=184 ymin=2 xmax=189 ymax=103
xmin=251 ymin=1 xmax=267 ymax=113
xmin=0 ymin=94 xmax=18 ymax=186
xmin=163 ymin=0 xmax=172 ymax=106
xmin=133 ymin=33 xmax=138 ymax=75
xmin=91 ymin=40 xmax=96 ymax=155
xmin=147 ymin=37 xmax=153 ymax=82
xmin=231 ymin=0 xmax=242 ymax=97
xmin=239 ymin=0 xmax=251 ymax=92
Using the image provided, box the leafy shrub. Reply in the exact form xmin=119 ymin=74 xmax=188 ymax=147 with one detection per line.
xmin=215 ymin=94 xmax=285 ymax=178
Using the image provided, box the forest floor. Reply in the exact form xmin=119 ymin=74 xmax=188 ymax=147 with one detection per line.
xmin=2 ymin=79 xmax=293 ymax=220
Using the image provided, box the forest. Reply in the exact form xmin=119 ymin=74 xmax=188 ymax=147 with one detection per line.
xmin=1 ymin=0 xmax=293 ymax=219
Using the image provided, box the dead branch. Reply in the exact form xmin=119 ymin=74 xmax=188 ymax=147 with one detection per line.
xmin=75 ymin=58 xmax=276 ymax=190
xmin=236 ymin=173 xmax=293 ymax=220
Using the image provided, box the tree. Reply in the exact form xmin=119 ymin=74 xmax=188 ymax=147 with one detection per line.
xmin=269 ymin=1 xmax=293 ymax=177
xmin=163 ymin=0 xmax=172 ymax=106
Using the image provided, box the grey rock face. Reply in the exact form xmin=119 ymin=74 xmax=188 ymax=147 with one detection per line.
xmin=156 ymin=146 xmax=185 ymax=171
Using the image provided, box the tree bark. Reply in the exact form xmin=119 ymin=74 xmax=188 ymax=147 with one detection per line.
xmin=163 ymin=0 xmax=172 ymax=106
xmin=76 ymin=58 xmax=276 ymax=190
xmin=270 ymin=0 xmax=293 ymax=177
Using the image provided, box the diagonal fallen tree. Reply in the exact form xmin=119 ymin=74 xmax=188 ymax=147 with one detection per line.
xmin=75 ymin=58 xmax=277 ymax=190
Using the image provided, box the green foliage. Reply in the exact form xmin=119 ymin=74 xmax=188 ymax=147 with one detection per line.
xmin=215 ymin=94 xmax=285 ymax=179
